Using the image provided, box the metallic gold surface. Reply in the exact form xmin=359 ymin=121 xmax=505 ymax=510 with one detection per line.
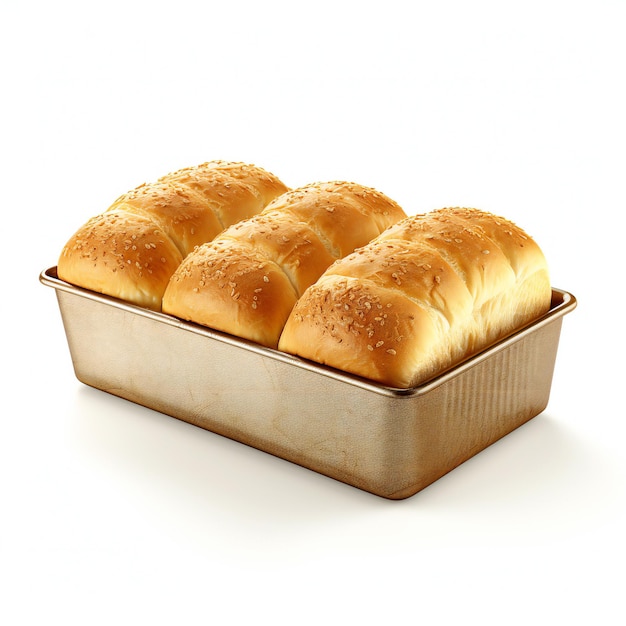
xmin=41 ymin=267 xmax=576 ymax=499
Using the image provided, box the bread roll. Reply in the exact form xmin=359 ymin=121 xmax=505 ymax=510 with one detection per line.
xmin=278 ymin=207 xmax=552 ymax=388
xmin=162 ymin=181 xmax=407 ymax=347
xmin=57 ymin=161 xmax=288 ymax=310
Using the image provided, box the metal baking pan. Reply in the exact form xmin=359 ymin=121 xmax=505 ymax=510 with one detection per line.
xmin=40 ymin=266 xmax=576 ymax=499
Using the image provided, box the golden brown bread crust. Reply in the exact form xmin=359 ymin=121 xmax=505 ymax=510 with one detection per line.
xmin=278 ymin=207 xmax=552 ymax=388
xmin=57 ymin=209 xmax=184 ymax=311
xmin=162 ymin=181 xmax=407 ymax=347
xmin=163 ymin=238 xmax=299 ymax=345
xmin=106 ymin=181 xmax=224 ymax=257
xmin=57 ymin=161 xmax=288 ymax=310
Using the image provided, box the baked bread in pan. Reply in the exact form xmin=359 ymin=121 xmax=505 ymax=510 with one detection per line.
xmin=57 ymin=163 xmax=551 ymax=389
xmin=162 ymin=181 xmax=407 ymax=348
xmin=278 ymin=207 xmax=552 ymax=388
xmin=57 ymin=161 xmax=288 ymax=310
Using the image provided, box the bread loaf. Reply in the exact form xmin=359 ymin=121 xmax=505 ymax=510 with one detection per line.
xmin=162 ymin=181 xmax=407 ymax=348
xmin=278 ymin=207 xmax=552 ymax=388
xmin=57 ymin=161 xmax=288 ymax=310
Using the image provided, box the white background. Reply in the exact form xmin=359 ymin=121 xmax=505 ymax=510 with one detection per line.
xmin=2 ymin=1 xmax=624 ymax=624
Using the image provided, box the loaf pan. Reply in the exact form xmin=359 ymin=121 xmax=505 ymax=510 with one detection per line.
xmin=40 ymin=266 xmax=576 ymax=499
